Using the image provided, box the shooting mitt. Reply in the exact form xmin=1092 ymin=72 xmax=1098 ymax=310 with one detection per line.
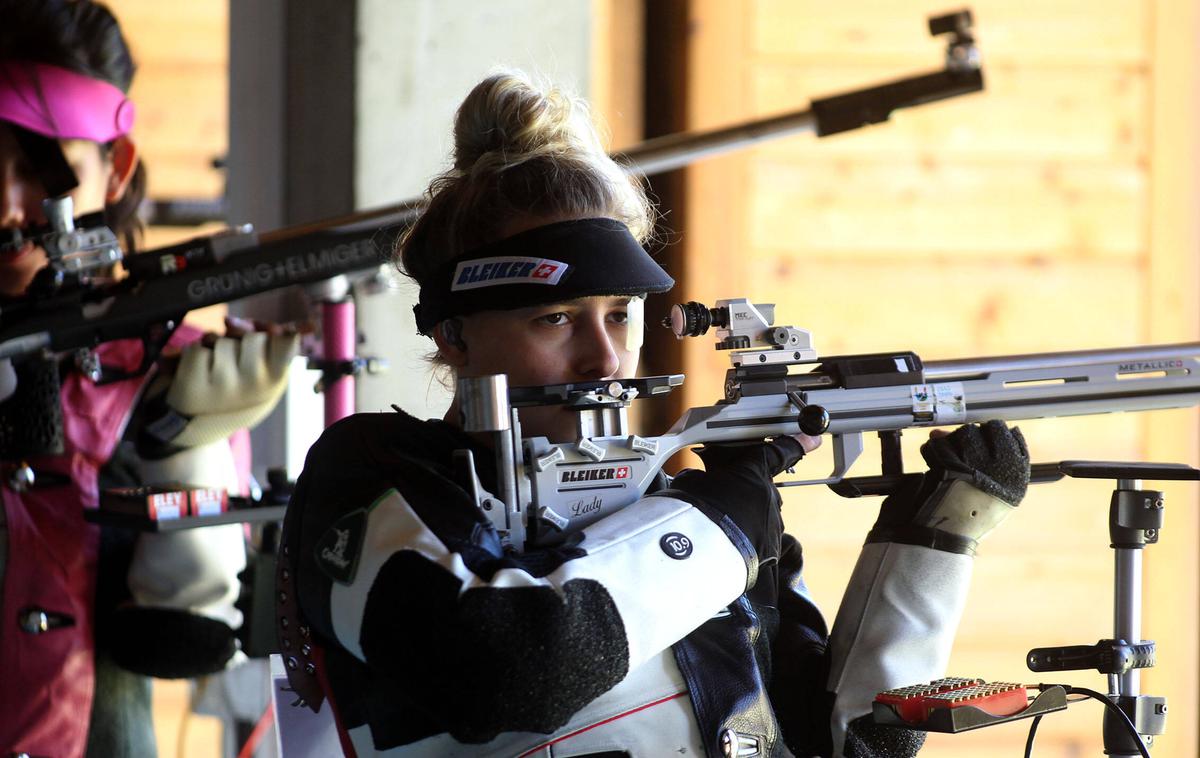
xmin=867 ymin=420 xmax=1030 ymax=554
xmin=138 ymin=331 xmax=298 ymax=457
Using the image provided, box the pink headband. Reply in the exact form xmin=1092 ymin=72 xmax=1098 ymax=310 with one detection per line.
xmin=0 ymin=60 xmax=135 ymax=142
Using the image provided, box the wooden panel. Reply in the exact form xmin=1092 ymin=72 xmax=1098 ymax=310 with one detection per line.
xmin=685 ymin=0 xmax=752 ymax=387
xmin=128 ymin=66 xmax=227 ymax=151
xmin=140 ymin=153 xmax=225 ymax=199
xmin=107 ymin=0 xmax=228 ymax=66
xmin=749 ymin=157 xmax=1144 ymax=260
xmin=683 ymin=0 xmax=1196 ymax=753
xmin=1140 ymin=2 xmax=1200 ymax=756
xmin=745 ymin=259 xmax=1146 ymax=357
xmin=751 ymin=0 xmax=1150 ymax=67
xmin=590 ymin=0 xmax=645 ymax=150
xmin=107 ymin=1 xmax=228 ymax=201
xmin=151 ymin=680 xmax=223 ymax=758
xmin=140 ymin=222 xmax=226 ymax=251
xmin=129 ymin=66 xmax=227 ymax=198
xmin=753 ymin=62 xmax=1148 ymax=161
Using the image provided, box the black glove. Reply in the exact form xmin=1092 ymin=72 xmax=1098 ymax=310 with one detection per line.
xmin=868 ymin=420 xmax=1030 ymax=554
xmin=106 ymin=606 xmax=237 ymax=679
xmin=920 ymin=418 xmax=1030 ymax=506
xmin=664 ymin=436 xmax=805 ymax=578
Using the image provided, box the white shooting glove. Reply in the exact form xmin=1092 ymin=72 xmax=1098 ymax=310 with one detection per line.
xmin=826 ymin=420 xmax=1030 ymax=757
xmin=139 ymin=331 xmax=298 ymax=456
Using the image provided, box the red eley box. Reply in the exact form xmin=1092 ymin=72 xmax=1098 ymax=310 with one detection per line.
xmin=101 ymin=485 xmax=230 ymax=520
xmin=189 ymin=487 xmax=228 ymax=517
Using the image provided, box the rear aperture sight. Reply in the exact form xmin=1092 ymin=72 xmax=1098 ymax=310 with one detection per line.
xmin=663 ymin=301 xmax=729 ymax=338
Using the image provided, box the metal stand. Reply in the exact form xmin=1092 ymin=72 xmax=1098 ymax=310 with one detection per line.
xmin=1026 ymin=461 xmax=1200 ymax=756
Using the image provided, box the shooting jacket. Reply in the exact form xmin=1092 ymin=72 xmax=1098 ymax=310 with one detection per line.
xmin=281 ymin=410 xmax=908 ymax=758
xmin=0 ymin=330 xmax=251 ymax=758
xmin=0 ymin=339 xmax=152 ymax=757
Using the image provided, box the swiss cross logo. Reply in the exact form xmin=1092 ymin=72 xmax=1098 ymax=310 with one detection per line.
xmin=616 ymin=466 xmax=630 ymax=479
xmin=532 ymin=262 xmax=561 ymax=279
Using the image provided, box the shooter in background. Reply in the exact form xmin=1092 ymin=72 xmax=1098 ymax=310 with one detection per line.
xmin=280 ymin=68 xmax=1031 ymax=757
xmin=0 ymin=2 xmax=295 ymax=755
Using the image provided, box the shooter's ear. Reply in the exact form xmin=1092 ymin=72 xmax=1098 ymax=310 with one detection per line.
xmin=105 ymin=134 xmax=139 ymax=204
xmin=432 ymin=318 xmax=468 ymax=368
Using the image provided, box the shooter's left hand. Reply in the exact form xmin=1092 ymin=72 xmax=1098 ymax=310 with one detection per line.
xmin=137 ymin=317 xmax=303 ymax=456
xmin=867 ymin=420 xmax=1030 ymax=551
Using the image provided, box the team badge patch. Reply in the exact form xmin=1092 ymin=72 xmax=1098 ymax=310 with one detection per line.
xmin=451 ymin=256 xmax=570 ymax=291
xmin=660 ymin=532 xmax=693 ymax=560
xmin=315 ymin=509 xmax=367 ymax=585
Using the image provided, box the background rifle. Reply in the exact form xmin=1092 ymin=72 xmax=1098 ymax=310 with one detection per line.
xmin=0 ymin=204 xmax=387 ymax=380
xmin=457 ymin=298 xmax=1200 ymax=550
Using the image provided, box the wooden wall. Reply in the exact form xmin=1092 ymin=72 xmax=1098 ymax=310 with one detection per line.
xmin=113 ymin=0 xmax=228 ymax=201
xmin=683 ymin=1 xmax=1199 ymax=756
xmin=590 ymin=0 xmax=645 ymax=151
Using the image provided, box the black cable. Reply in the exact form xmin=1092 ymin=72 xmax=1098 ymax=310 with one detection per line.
xmin=1065 ymin=686 xmax=1151 ymax=758
xmin=1023 ymin=713 xmax=1043 ymax=758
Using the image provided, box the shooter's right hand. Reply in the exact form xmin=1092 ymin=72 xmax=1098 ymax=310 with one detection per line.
xmin=663 ymin=435 xmax=809 ymax=576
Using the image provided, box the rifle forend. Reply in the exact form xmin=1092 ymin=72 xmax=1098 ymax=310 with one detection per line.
xmin=0 ymin=211 xmax=387 ymax=377
xmin=461 ymin=299 xmax=1200 ymax=550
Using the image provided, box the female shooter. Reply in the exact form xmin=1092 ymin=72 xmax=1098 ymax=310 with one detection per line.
xmin=281 ymin=69 xmax=1030 ymax=757
xmin=0 ymin=2 xmax=294 ymax=755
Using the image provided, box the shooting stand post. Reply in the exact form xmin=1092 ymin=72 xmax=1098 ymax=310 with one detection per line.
xmin=1023 ymin=461 xmax=1199 ymax=756
xmin=871 ymin=461 xmax=1198 ymax=755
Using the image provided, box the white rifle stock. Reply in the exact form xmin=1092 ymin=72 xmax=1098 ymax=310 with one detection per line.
xmin=457 ymin=299 xmax=1200 ymax=550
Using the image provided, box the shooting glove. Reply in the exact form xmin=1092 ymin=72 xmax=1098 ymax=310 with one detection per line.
xmin=826 ymin=420 xmax=1030 ymax=757
xmin=137 ymin=331 xmax=298 ymax=458
xmin=664 ymin=436 xmax=804 ymax=579
xmin=868 ymin=419 xmax=1030 ymax=552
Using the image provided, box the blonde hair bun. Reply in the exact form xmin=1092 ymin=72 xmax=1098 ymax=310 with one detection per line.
xmin=398 ymin=68 xmax=655 ymax=286
xmin=452 ymin=70 xmax=604 ymax=173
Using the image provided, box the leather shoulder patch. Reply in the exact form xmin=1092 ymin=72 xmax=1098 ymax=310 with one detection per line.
xmin=314 ymin=509 xmax=367 ymax=585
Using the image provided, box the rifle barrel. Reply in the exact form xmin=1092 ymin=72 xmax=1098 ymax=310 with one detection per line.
xmin=924 ymin=343 xmax=1200 ymax=379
